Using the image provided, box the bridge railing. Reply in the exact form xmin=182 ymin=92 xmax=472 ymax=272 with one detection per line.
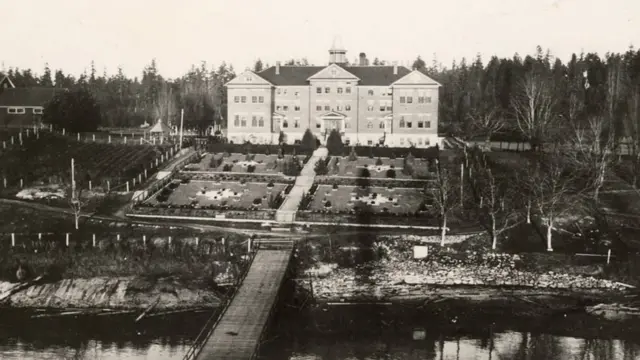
xmin=181 ymin=245 xmax=259 ymax=360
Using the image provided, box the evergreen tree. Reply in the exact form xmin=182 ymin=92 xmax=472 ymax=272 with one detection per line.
xmin=39 ymin=63 xmax=53 ymax=87
xmin=43 ymin=87 xmax=101 ymax=132
xmin=300 ymin=128 xmax=317 ymax=153
xmin=326 ymin=129 xmax=344 ymax=156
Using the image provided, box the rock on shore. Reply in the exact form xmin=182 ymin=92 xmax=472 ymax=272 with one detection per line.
xmin=0 ymin=277 xmax=223 ymax=310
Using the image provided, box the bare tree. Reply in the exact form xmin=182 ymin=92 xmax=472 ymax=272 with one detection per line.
xmin=154 ymin=81 xmax=177 ymax=124
xmin=468 ymin=151 xmax=521 ymax=250
xmin=511 ymin=71 xmax=558 ymax=151
xmin=466 ymin=107 xmax=505 ymax=145
xmin=566 ymin=115 xmax=615 ymax=203
xmin=430 ymin=158 xmax=459 ymax=246
xmin=529 ymin=151 xmax=584 ymax=251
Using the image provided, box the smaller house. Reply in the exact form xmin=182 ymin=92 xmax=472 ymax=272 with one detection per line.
xmin=148 ymin=119 xmax=173 ymax=135
xmin=0 ymin=76 xmax=65 ymax=129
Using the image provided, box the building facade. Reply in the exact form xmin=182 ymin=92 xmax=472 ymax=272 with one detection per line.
xmin=225 ymin=43 xmax=441 ymax=147
xmin=0 ymin=76 xmax=64 ymax=129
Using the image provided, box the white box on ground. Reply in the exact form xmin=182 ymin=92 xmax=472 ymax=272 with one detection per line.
xmin=413 ymin=245 xmax=429 ymax=259
xmin=413 ymin=328 xmax=426 ymax=340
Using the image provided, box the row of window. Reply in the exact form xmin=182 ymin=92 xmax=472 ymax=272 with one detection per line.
xmin=399 ymin=96 xmax=432 ymax=104
xmin=399 ymin=137 xmax=431 ymax=146
xmin=315 ymin=104 xmax=352 ymax=112
xmin=275 ymin=105 xmax=301 ymax=112
xmin=279 ymin=119 xmax=300 ymax=129
xmin=398 ymin=119 xmax=432 ymax=129
xmin=234 ymin=96 xmax=265 ymax=104
xmin=6 ymin=107 xmax=43 ymax=115
xmin=233 ymin=115 xmax=266 ymax=128
xmin=316 ymin=87 xmax=352 ymax=94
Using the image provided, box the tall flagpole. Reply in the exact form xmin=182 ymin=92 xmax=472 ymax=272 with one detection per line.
xmin=179 ymin=108 xmax=184 ymax=149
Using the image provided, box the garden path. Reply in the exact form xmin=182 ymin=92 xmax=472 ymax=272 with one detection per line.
xmin=276 ymin=147 xmax=328 ymax=222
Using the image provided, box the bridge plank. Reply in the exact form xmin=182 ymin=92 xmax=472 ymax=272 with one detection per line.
xmin=196 ymin=249 xmax=292 ymax=360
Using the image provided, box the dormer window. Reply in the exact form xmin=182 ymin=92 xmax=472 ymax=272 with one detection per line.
xmin=7 ymin=107 xmax=25 ymax=114
xmin=331 ymin=69 xmax=337 ymax=77
xmin=245 ymin=76 xmax=253 ymax=82
xmin=33 ymin=108 xmax=43 ymax=114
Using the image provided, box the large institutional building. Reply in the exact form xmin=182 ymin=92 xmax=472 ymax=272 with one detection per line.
xmin=225 ymin=41 xmax=441 ymax=147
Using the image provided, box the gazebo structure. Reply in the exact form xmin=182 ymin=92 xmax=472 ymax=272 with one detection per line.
xmin=148 ymin=119 xmax=173 ymax=144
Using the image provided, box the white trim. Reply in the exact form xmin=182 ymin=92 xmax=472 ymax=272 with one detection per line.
xmin=7 ymin=107 xmax=26 ymax=114
xmin=306 ymin=63 xmax=360 ymax=81
xmin=224 ymin=70 xmax=273 ymax=86
xmin=390 ymin=69 xmax=442 ymax=87
xmin=0 ymin=76 xmax=16 ymax=88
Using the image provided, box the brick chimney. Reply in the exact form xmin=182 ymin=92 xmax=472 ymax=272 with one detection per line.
xmin=393 ymin=61 xmax=398 ymax=75
xmin=276 ymin=61 xmax=280 ymax=75
xmin=359 ymin=52 xmax=368 ymax=66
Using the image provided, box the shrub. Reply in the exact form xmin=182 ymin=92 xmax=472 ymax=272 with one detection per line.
xmin=386 ymin=169 xmax=396 ymax=178
xmin=245 ymin=153 xmax=254 ymax=161
xmin=324 ymin=201 xmax=332 ymax=208
xmin=326 ymin=129 xmax=344 ymax=156
xmin=267 ymin=181 xmax=274 ymax=188
xmin=300 ymin=128 xmax=317 ymax=153
xmin=247 ymin=165 xmax=256 ymax=173
xmin=348 ymin=147 xmax=358 ymax=162
xmin=314 ymin=157 xmax=329 ymax=175
xmin=332 ymin=184 xmax=338 ymax=190
xmin=222 ymin=164 xmax=233 ymax=172
xmin=265 ymin=147 xmax=271 ymax=155
xmin=368 ymin=148 xmax=375 ymax=159
xmin=282 ymin=156 xmax=302 ymax=176
xmin=375 ymin=157 xmax=383 ymax=166
xmin=240 ymin=179 xmax=246 ymax=185
xmin=359 ymin=168 xmax=371 ymax=178
xmin=277 ymin=147 xmax=285 ymax=159
xmin=210 ymin=153 xmax=224 ymax=168
xmin=181 ymin=178 xmax=190 ymax=184
xmin=253 ymin=198 xmax=262 ymax=205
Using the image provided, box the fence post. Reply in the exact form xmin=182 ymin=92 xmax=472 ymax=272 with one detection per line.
xmin=156 ymin=158 xmax=159 ymax=166
xmin=140 ymin=138 xmax=143 ymax=145
xmin=132 ymin=178 xmax=136 ymax=187
xmin=26 ymin=128 xmax=30 ymax=137
xmin=11 ymin=233 xmax=15 ymax=247
xmin=144 ymin=169 xmax=148 ymax=178
xmin=143 ymin=235 xmax=146 ymax=247
xmin=138 ymin=174 xmax=142 ymax=183
xmin=37 ymin=131 xmax=39 ymax=139
xmin=66 ymin=233 xmax=70 ymax=247
xmin=126 ymin=181 xmax=129 ymax=192
xmin=93 ymin=134 xmax=96 ymax=142
xmin=248 ymin=238 xmax=251 ymax=253
xmin=62 ymin=128 xmax=66 ymax=135
xmin=124 ymin=136 xmax=127 ymax=144
xmin=2 ymin=141 xmax=5 ymax=149
xmin=107 ymin=180 xmax=110 ymax=192
xmin=20 ymin=178 xmax=23 ymax=188
xmin=38 ymin=233 xmax=42 ymax=241
xmin=195 ymin=237 xmax=199 ymax=248
xmin=49 ymin=124 xmax=52 ymax=131
xmin=89 ymin=180 xmax=92 ymax=191
xmin=77 ymin=133 xmax=80 ymax=141
xmin=19 ymin=132 xmax=22 ymax=144
xmin=168 ymin=236 xmax=172 ymax=246
xmin=108 ymin=135 xmax=111 ymax=144
xmin=117 ymin=234 xmax=120 ymax=242
xmin=92 ymin=234 xmax=96 ymax=247
xmin=11 ymin=136 xmax=14 ymax=145
xmin=607 ymin=249 xmax=612 ymax=265
xmin=2 ymin=177 xmax=6 ymax=188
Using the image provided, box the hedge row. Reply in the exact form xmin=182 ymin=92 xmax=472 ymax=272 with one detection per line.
xmin=296 ymin=210 xmax=440 ymax=227
xmin=314 ymin=176 xmax=433 ymax=189
xmin=129 ymin=206 xmax=276 ymax=220
xmin=178 ymin=172 xmax=295 ymax=184
xmin=206 ymin=143 xmax=314 ymax=156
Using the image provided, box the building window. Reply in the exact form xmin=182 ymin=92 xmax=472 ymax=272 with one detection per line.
xmin=241 ymin=116 xmax=247 ymax=127
xmin=379 ymin=121 xmax=385 ymax=129
xmin=283 ymin=89 xmax=288 ymax=95
xmin=400 ymin=96 xmax=405 ymax=103
xmin=294 ymin=91 xmax=299 ymax=96
xmin=367 ymin=121 xmax=373 ymax=129
xmin=252 ymin=96 xmax=257 ymax=103
xmin=379 ymin=105 xmax=385 ymax=112
xmin=425 ymin=138 xmax=430 ymax=145
xmin=418 ymin=138 xmax=423 ymax=145
xmin=345 ymin=104 xmax=351 ymax=111
xmin=418 ymin=121 xmax=424 ymax=128
xmin=346 ymin=87 xmax=351 ymax=94
xmin=283 ymin=105 xmax=289 ymax=111
xmin=258 ymin=117 xmax=265 ymax=127
xmin=294 ymin=119 xmax=300 ymax=128
xmin=425 ymin=121 xmax=431 ymax=128
xmin=324 ymin=105 xmax=330 ymax=111
xmin=367 ymin=105 xmax=374 ymax=111
xmin=277 ymin=89 xmax=282 ymax=94
xmin=386 ymin=105 xmax=392 ymax=111
xmin=241 ymin=96 xmax=247 ymax=103
xmin=399 ymin=138 xmax=405 ymax=145
xmin=294 ymin=105 xmax=300 ymax=111
xmin=316 ymin=121 xmax=322 ymax=129
xmin=276 ymin=105 xmax=281 ymax=111
xmin=245 ymin=76 xmax=253 ymax=82
xmin=33 ymin=108 xmax=43 ymax=114
xmin=426 ymin=96 xmax=432 ymax=103
xmin=259 ymin=96 xmax=264 ymax=103
xmin=234 ymin=115 xmax=240 ymax=127
xmin=337 ymin=87 xmax=343 ymax=94
xmin=234 ymin=96 xmax=240 ymax=103
xmin=282 ymin=120 xmax=288 ymax=128
xmin=316 ymin=87 xmax=322 ymax=94
xmin=345 ymin=120 xmax=351 ymax=128
xmin=7 ymin=107 xmax=25 ymax=114
xmin=336 ymin=105 xmax=342 ymax=111
xmin=316 ymin=105 xmax=322 ymax=111
xmin=367 ymin=140 xmax=373 ymax=146
xmin=368 ymin=89 xmax=374 ymax=96
xmin=251 ymin=116 xmax=257 ymax=127
xmin=399 ymin=117 xmax=405 ymax=128
xmin=407 ymin=121 xmax=412 ymax=128
xmin=325 ymin=87 xmax=330 ymax=93
xmin=407 ymin=96 xmax=413 ymax=104
xmin=418 ymin=96 xmax=425 ymax=104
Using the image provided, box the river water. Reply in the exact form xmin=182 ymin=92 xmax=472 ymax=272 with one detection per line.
xmin=1 ymin=304 xmax=639 ymax=360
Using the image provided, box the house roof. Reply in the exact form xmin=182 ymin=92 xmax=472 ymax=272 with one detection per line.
xmin=149 ymin=119 xmax=173 ymax=133
xmin=0 ymin=87 xmax=64 ymax=106
xmin=0 ymin=74 xmax=15 ymax=89
xmin=257 ymin=65 xmax=413 ymax=86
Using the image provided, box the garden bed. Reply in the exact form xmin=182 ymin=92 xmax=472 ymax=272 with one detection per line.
xmin=304 ymin=184 xmax=428 ymax=214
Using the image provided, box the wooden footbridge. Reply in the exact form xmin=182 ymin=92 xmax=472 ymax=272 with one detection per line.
xmin=183 ymin=238 xmax=295 ymax=360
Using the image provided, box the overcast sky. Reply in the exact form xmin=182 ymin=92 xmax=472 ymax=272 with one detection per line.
xmin=2 ymin=0 xmax=639 ymax=79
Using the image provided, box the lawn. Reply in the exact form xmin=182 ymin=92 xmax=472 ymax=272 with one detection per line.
xmin=307 ymin=185 xmax=426 ymax=214
xmin=186 ymin=153 xmax=297 ymax=174
xmin=146 ymin=180 xmax=288 ymax=210
xmin=324 ymin=156 xmax=431 ymax=180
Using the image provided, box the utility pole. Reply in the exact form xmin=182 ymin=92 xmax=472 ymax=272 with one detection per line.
xmin=71 ymin=158 xmax=76 ymax=195
xmin=179 ymin=108 xmax=184 ymax=149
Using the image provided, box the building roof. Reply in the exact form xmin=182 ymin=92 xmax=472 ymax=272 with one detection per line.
xmin=149 ymin=119 xmax=173 ymax=133
xmin=0 ymin=87 xmax=64 ymax=106
xmin=258 ymin=65 xmax=412 ymax=86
